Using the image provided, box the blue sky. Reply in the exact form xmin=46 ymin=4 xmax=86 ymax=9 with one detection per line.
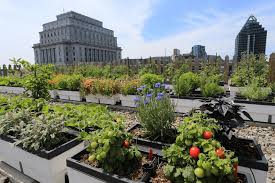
xmin=1 ymin=0 xmax=275 ymax=64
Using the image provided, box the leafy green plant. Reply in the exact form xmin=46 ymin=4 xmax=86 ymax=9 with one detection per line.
xmin=231 ymin=53 xmax=269 ymax=87
xmin=80 ymin=122 xmax=142 ymax=174
xmin=14 ymin=59 xmax=53 ymax=100
xmin=140 ymin=73 xmax=164 ymax=88
xmin=201 ymin=82 xmax=224 ymax=97
xmin=56 ymin=74 xmax=83 ymax=91
xmin=240 ymin=83 xmax=271 ymax=101
xmin=0 ymin=76 xmax=24 ymax=87
xmin=270 ymin=82 xmax=275 ymax=93
xmin=136 ymin=84 xmax=175 ymax=140
xmin=174 ymin=72 xmax=200 ymax=96
xmin=94 ymin=79 xmax=121 ymax=96
xmin=163 ymin=113 xmax=238 ymax=182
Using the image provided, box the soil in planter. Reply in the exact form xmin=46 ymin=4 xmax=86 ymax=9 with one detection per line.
xmin=130 ymin=126 xmax=176 ymax=144
xmin=81 ymin=154 xmax=153 ymax=181
xmin=151 ymin=165 xmax=248 ymax=183
xmin=218 ymin=136 xmax=260 ymax=160
xmin=43 ymin=133 xmax=75 ymax=151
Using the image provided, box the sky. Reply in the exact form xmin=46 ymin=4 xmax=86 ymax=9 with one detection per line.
xmin=1 ymin=0 xmax=275 ymax=65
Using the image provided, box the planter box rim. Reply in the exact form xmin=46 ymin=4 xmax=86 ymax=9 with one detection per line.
xmin=234 ymin=99 xmax=275 ymax=106
xmin=0 ymin=132 xmax=82 ymax=160
xmin=67 ymin=148 xmax=157 ymax=183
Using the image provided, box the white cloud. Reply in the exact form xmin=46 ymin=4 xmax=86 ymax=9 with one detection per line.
xmin=0 ymin=0 xmax=275 ymax=65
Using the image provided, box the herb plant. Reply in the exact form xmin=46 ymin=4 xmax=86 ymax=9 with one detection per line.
xmin=120 ymin=79 xmax=141 ymax=95
xmin=140 ymin=73 xmax=164 ymax=88
xmin=240 ymin=80 xmax=271 ymax=101
xmin=136 ymin=83 xmax=175 ymax=140
xmin=201 ymin=82 xmax=224 ymax=97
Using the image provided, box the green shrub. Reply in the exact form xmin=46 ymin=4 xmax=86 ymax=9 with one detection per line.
xmin=136 ymin=85 xmax=175 ymax=139
xmin=240 ymin=84 xmax=271 ymax=101
xmin=201 ymin=82 xmax=224 ymax=97
xmin=174 ymin=72 xmax=200 ymax=96
xmin=16 ymin=60 xmax=53 ymax=100
xmin=271 ymin=82 xmax=275 ymax=93
xmin=140 ymin=73 xmax=164 ymax=88
xmin=0 ymin=76 xmax=24 ymax=87
xmin=54 ymin=74 xmax=82 ymax=91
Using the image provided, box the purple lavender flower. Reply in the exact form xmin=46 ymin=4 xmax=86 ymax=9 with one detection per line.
xmin=156 ymin=95 xmax=162 ymax=100
xmin=133 ymin=96 xmax=140 ymax=102
xmin=137 ymin=87 xmax=142 ymax=92
xmin=146 ymin=93 xmax=152 ymax=98
xmin=144 ymin=99 xmax=149 ymax=105
xmin=157 ymin=92 xmax=164 ymax=97
xmin=154 ymin=83 xmax=161 ymax=88
xmin=141 ymin=85 xmax=146 ymax=89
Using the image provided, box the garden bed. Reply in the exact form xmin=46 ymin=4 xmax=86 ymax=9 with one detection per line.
xmin=0 ymin=132 xmax=84 ymax=183
xmin=67 ymin=149 xmax=157 ymax=183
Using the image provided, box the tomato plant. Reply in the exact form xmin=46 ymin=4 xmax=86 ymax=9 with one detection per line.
xmin=216 ymin=148 xmax=225 ymax=159
xmin=81 ymin=121 xmax=142 ymax=174
xmin=163 ymin=112 xmax=238 ymax=182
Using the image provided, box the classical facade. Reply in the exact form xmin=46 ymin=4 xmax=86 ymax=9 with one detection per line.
xmin=234 ymin=15 xmax=267 ymax=62
xmin=33 ymin=11 xmax=122 ymax=65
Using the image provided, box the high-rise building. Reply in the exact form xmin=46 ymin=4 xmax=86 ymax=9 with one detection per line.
xmin=234 ymin=15 xmax=267 ymax=62
xmin=33 ymin=11 xmax=122 ymax=65
xmin=191 ymin=45 xmax=207 ymax=59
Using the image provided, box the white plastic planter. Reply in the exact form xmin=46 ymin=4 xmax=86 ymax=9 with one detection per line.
xmin=98 ymin=94 xmax=120 ymax=105
xmin=0 ymin=135 xmax=84 ymax=183
xmin=171 ymin=98 xmax=202 ymax=113
xmin=85 ymin=94 xmax=99 ymax=103
xmin=120 ymin=94 xmax=137 ymax=108
xmin=49 ymin=90 xmax=58 ymax=99
xmin=0 ymin=136 xmax=20 ymax=170
xmin=0 ymin=86 xmax=24 ymax=94
xmin=56 ymin=90 xmax=82 ymax=101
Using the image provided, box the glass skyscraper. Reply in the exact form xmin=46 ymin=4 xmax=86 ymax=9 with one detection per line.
xmin=234 ymin=15 xmax=267 ymax=62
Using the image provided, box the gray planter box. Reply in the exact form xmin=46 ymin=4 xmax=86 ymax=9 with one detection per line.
xmin=98 ymin=94 xmax=120 ymax=105
xmin=171 ymin=98 xmax=202 ymax=113
xmin=120 ymin=94 xmax=137 ymax=108
xmin=0 ymin=86 xmax=25 ymax=94
xmin=85 ymin=94 xmax=99 ymax=103
xmin=56 ymin=90 xmax=82 ymax=101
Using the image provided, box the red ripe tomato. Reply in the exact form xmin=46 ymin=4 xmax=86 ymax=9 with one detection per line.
xmin=189 ymin=146 xmax=200 ymax=159
xmin=203 ymin=131 xmax=213 ymax=139
xmin=215 ymin=148 xmax=225 ymax=159
xmin=123 ymin=140 xmax=130 ymax=148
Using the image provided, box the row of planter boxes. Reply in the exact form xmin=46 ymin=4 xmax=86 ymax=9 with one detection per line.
xmin=0 ymin=132 xmax=258 ymax=183
xmin=1 ymin=86 xmax=275 ymax=121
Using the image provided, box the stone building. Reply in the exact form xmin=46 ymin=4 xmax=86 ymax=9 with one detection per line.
xmin=33 ymin=11 xmax=122 ymax=65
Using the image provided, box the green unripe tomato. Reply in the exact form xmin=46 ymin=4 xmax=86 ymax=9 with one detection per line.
xmin=185 ymin=139 xmax=192 ymax=146
xmin=91 ymin=142 xmax=98 ymax=149
xmin=197 ymin=160 xmax=203 ymax=167
xmin=96 ymin=154 xmax=102 ymax=161
xmin=100 ymin=151 xmax=107 ymax=159
xmin=194 ymin=167 xmax=205 ymax=178
xmin=88 ymin=154 xmax=96 ymax=161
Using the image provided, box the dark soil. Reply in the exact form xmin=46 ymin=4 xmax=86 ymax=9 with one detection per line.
xmin=81 ymin=154 xmax=153 ymax=181
xmin=218 ymin=136 xmax=260 ymax=160
xmin=43 ymin=133 xmax=75 ymax=151
xmin=130 ymin=126 xmax=176 ymax=144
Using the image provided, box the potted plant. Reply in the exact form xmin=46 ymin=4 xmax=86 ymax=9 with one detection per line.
xmin=120 ymin=79 xmax=141 ymax=107
xmin=50 ymin=74 xmax=83 ymax=101
xmin=161 ymin=112 xmax=244 ymax=182
xmin=0 ymin=107 xmax=84 ymax=183
xmin=67 ymin=121 xmax=157 ymax=183
xmin=128 ymin=83 xmax=176 ymax=150
xmin=197 ymin=98 xmax=268 ymax=182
